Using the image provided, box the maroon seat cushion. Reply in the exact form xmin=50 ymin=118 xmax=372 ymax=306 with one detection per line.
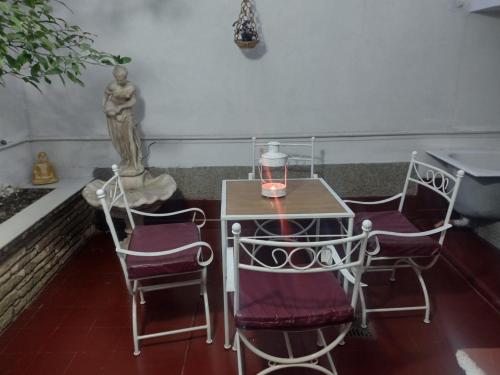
xmin=235 ymin=270 xmax=354 ymax=331
xmin=355 ymin=210 xmax=441 ymax=257
xmin=126 ymin=222 xmax=201 ymax=279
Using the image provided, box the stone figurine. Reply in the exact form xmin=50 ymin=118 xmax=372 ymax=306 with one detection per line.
xmin=83 ymin=65 xmax=177 ymax=210
xmin=103 ymin=65 xmax=144 ymax=177
xmin=32 ymin=152 xmax=58 ymax=185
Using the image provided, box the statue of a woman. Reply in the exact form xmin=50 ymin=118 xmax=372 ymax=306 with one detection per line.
xmin=103 ymin=66 xmax=144 ymax=177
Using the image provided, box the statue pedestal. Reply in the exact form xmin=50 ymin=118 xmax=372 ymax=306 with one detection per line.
xmin=121 ymin=173 xmax=147 ymax=190
xmin=82 ymin=170 xmax=177 ymax=243
xmin=82 ymin=170 xmax=177 ymax=209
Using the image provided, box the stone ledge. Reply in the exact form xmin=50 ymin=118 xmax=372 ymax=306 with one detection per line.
xmin=0 ymin=189 xmax=95 ymax=333
xmin=95 ymin=162 xmax=412 ymax=201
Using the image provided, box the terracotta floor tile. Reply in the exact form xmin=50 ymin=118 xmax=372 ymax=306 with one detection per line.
xmin=93 ymin=308 xmax=131 ymax=328
xmin=6 ymin=308 xmax=37 ymax=330
xmin=41 ymin=326 xmax=91 ymax=353
xmin=0 ymin=353 xmax=34 ymax=375
xmin=0 ymin=328 xmax=19 ymax=353
xmin=443 ymin=228 xmax=500 ymax=312
xmin=83 ymin=326 xmax=125 ymax=353
xmin=104 ymin=348 xmax=185 ymax=375
xmin=2 ymin=328 xmax=54 ymax=354
xmin=110 ymin=327 xmax=134 ymax=352
xmin=59 ymin=307 xmax=99 ymax=328
xmin=40 ymin=288 xmax=82 ymax=308
xmin=62 ymin=351 xmax=109 ymax=375
xmin=23 ymin=352 xmax=76 ymax=375
xmin=24 ymin=307 xmax=73 ymax=330
xmin=182 ymin=340 xmax=236 ymax=375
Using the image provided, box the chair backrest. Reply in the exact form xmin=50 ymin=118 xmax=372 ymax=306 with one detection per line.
xmin=96 ymin=164 xmax=135 ymax=251
xmin=248 ymin=137 xmax=317 ymax=180
xmin=399 ymin=151 xmax=464 ymax=244
xmin=231 ymin=220 xmax=372 ymax=313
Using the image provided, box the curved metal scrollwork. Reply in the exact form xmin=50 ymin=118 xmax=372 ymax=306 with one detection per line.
xmin=412 ymin=163 xmax=453 ymax=196
xmin=426 ymin=169 xmax=449 ymax=192
xmin=254 ymin=219 xmax=317 ymax=237
xmin=100 ymin=177 xmax=123 ymax=210
xmin=240 ymin=240 xmax=361 ymax=271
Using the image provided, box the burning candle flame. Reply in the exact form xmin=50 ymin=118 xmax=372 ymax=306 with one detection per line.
xmin=262 ymin=182 xmax=285 ymax=190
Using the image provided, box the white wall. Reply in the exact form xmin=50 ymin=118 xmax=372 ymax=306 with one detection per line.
xmin=0 ymin=143 xmax=33 ymax=186
xmin=0 ymin=78 xmax=31 ymax=185
xmin=27 ymin=134 xmax=500 ymax=180
xmin=2 ymin=0 xmax=500 ymax=179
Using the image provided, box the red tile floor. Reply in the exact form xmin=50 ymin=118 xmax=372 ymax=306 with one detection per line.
xmin=1 ymin=212 xmax=499 ymax=374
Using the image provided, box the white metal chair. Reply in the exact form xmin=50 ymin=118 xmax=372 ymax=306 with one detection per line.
xmin=231 ymin=220 xmax=373 ymax=375
xmin=344 ymin=151 xmax=464 ymax=327
xmin=96 ymin=164 xmax=213 ymax=356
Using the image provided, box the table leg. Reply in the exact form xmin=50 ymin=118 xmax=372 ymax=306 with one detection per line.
xmin=315 ymin=218 xmax=322 ymax=256
xmin=220 ymin=219 xmax=231 ymax=349
xmin=347 ymin=217 xmax=354 ymax=238
xmin=343 ymin=217 xmax=354 ymax=291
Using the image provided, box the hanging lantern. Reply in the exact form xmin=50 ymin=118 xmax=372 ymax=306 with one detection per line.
xmin=259 ymin=142 xmax=288 ymax=198
xmin=233 ymin=0 xmax=259 ymax=48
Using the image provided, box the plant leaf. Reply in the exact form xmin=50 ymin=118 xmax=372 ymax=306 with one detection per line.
xmin=0 ymin=0 xmax=130 ymax=88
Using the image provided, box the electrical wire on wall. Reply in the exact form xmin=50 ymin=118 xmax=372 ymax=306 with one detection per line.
xmin=142 ymin=141 xmax=157 ymax=165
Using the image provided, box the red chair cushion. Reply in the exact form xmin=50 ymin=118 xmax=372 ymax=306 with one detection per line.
xmin=355 ymin=210 xmax=441 ymax=257
xmin=126 ymin=223 xmax=201 ymax=279
xmin=235 ymin=270 xmax=354 ymax=330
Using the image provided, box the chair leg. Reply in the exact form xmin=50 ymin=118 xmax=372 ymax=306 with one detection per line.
xmin=238 ymin=326 xmax=347 ymax=375
xmin=201 ymin=269 xmax=213 ymax=344
xmin=139 ymin=289 xmax=146 ymax=305
xmin=414 ymin=267 xmax=431 ymax=323
xmin=359 ymin=285 xmax=368 ymax=328
xmin=283 ymin=332 xmax=293 ymax=359
xmin=236 ymin=331 xmax=245 ymax=375
xmin=232 ymin=331 xmax=240 ymax=352
xmin=317 ymin=329 xmax=337 ymax=375
xmin=389 ymin=259 xmax=406 ymax=282
xmin=316 ymin=330 xmax=324 ymax=347
xmin=131 ymin=292 xmax=141 ymax=356
xmin=389 ymin=267 xmax=397 ymax=282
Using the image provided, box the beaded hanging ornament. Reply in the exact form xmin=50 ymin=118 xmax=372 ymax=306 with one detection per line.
xmin=233 ymin=0 xmax=259 ymax=48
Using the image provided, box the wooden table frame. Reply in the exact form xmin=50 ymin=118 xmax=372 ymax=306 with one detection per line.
xmin=220 ymin=178 xmax=355 ymax=349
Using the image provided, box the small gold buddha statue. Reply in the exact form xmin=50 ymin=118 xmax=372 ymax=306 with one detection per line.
xmin=32 ymin=152 xmax=58 ymax=185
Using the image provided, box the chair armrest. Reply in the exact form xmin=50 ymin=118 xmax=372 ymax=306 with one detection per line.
xmin=370 ymin=223 xmax=452 ymax=239
xmin=117 ymin=241 xmax=214 ymax=267
xmin=362 ymin=224 xmax=452 ymax=258
xmin=130 ymin=207 xmax=207 ymax=228
xmin=344 ymin=193 xmax=403 ymax=206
